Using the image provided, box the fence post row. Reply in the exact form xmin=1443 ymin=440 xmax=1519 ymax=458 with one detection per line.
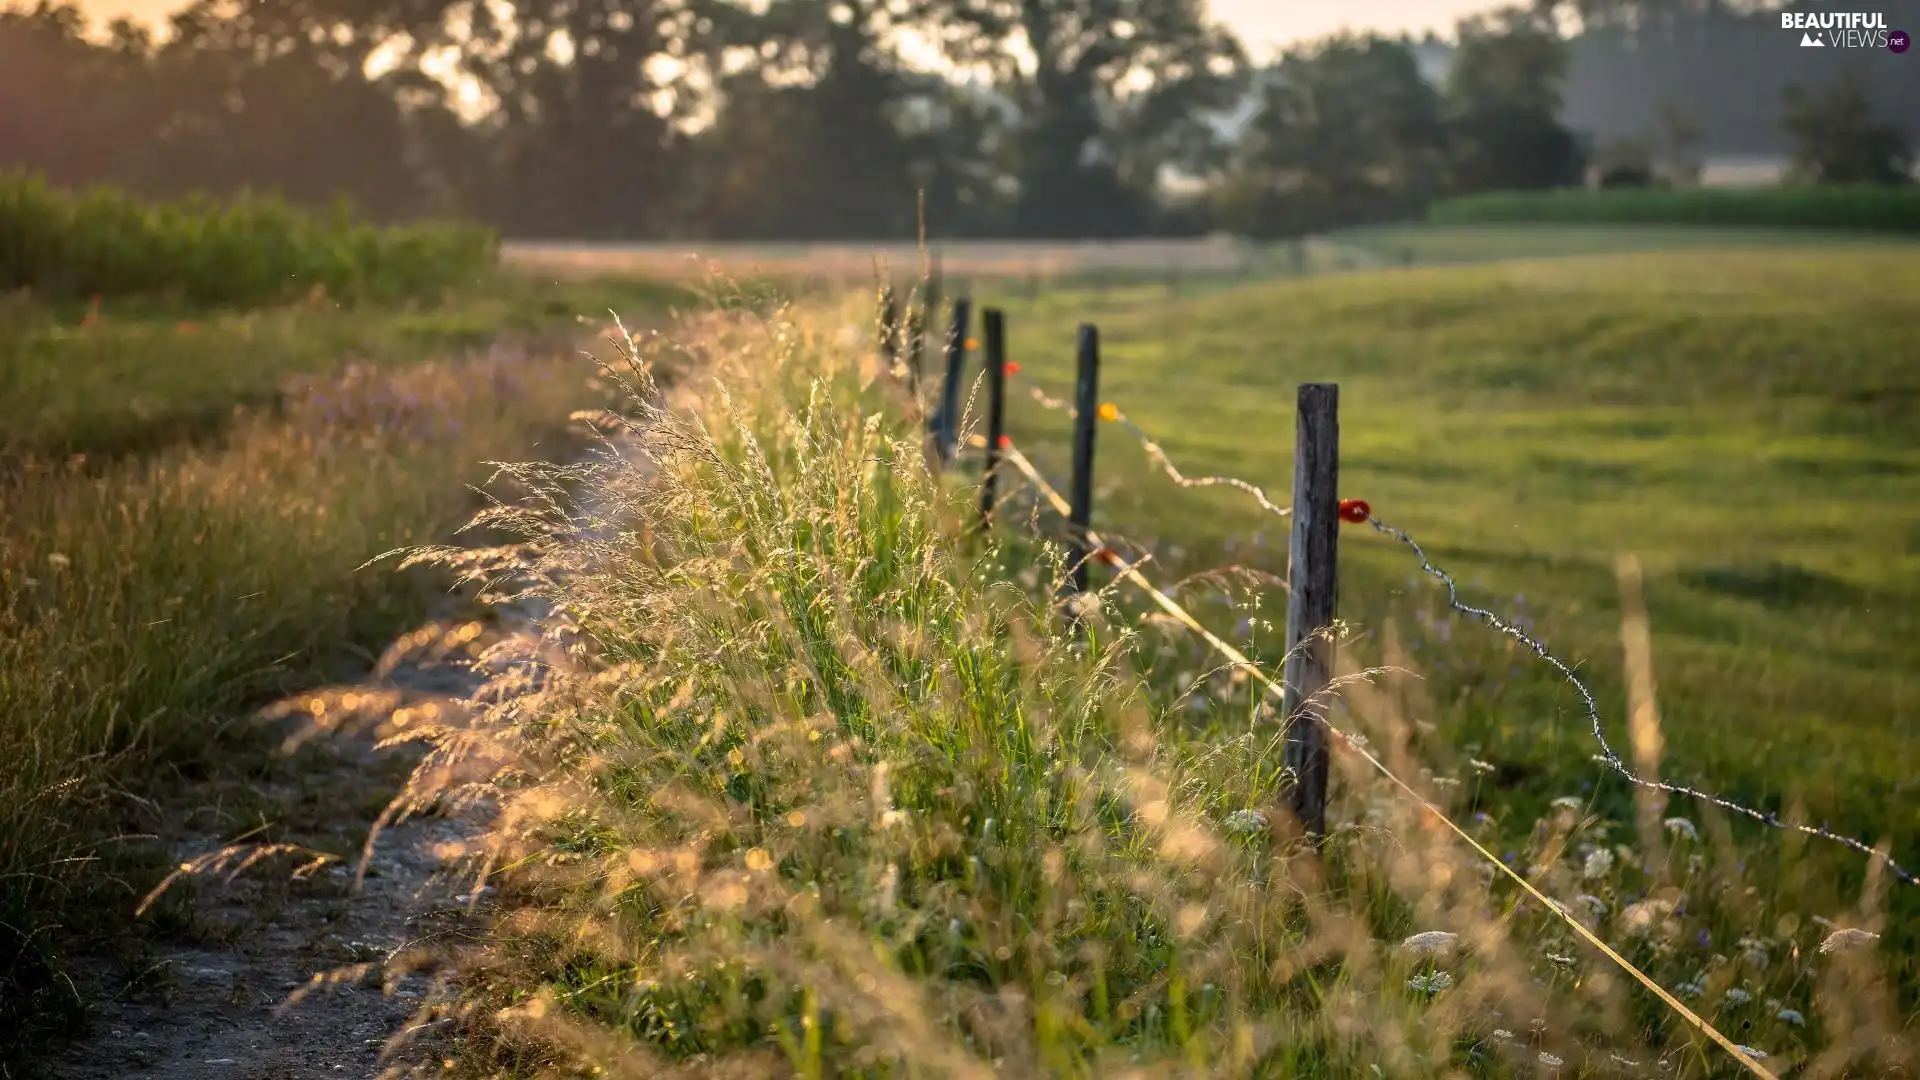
xmin=1281 ymin=382 xmax=1340 ymax=840
xmin=977 ymin=307 xmax=1008 ymax=531
xmin=935 ymin=298 xmax=972 ymax=467
xmin=1064 ymin=324 xmax=1101 ymax=600
xmin=881 ymin=278 xmax=1342 ymax=836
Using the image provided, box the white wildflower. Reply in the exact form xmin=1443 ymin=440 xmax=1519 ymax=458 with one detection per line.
xmin=1663 ymin=817 xmax=1699 ymax=841
xmin=1223 ymin=809 xmax=1268 ymax=836
xmin=1470 ymin=758 xmax=1497 ymax=774
xmin=1551 ymin=796 xmax=1584 ymax=811
xmin=1407 ymin=970 xmax=1454 ymax=994
xmin=1723 ymin=987 xmax=1751 ymax=1005
xmin=1399 ymin=930 xmax=1461 ymax=958
xmin=1490 ymin=1029 xmax=1515 ymax=1042
xmin=1538 ymin=1051 xmax=1565 ymax=1068
xmin=1546 ymin=953 xmax=1576 ymax=968
xmin=1734 ymin=1046 xmax=1768 ymax=1061
xmin=1776 ymin=1008 xmax=1805 ymax=1027
xmin=1610 ymin=1055 xmax=1642 ymax=1068
xmin=1677 ymin=978 xmax=1707 ymax=998
xmin=1582 ymin=848 xmax=1615 ymax=879
xmin=1575 ymin=894 xmax=1608 ymax=918
xmin=1818 ymin=927 xmax=1879 ymax=954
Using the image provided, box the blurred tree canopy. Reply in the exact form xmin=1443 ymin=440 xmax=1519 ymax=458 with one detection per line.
xmin=0 ymin=0 xmax=1903 ymax=240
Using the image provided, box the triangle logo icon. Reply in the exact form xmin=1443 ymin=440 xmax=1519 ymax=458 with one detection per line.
xmin=1800 ymin=31 xmax=1824 ymax=45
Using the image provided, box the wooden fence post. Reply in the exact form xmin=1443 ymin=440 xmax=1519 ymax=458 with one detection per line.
xmin=1064 ymin=324 xmax=1101 ymax=598
xmin=1282 ymin=382 xmax=1339 ymax=839
xmin=977 ymin=307 xmax=1008 ymax=530
xmin=935 ymin=297 xmax=972 ymax=467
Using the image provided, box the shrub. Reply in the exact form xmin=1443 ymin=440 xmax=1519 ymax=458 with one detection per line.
xmin=0 ymin=171 xmax=498 ymax=307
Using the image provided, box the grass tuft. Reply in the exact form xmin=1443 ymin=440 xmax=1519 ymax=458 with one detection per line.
xmin=356 ymin=291 xmax=1914 ymax=1078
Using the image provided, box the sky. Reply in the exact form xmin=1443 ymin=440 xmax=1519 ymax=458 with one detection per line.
xmin=78 ymin=0 xmax=1503 ymax=58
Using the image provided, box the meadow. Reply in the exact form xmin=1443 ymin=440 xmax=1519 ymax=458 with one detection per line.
xmin=976 ymin=246 xmax=1920 ymax=864
xmin=0 ymin=257 xmax=688 ymax=1056
xmin=8 ymin=209 xmax=1919 ymax=1077
xmin=359 ymin=234 xmax=1920 ymax=1079
xmin=1427 ymin=186 xmax=1920 ymax=233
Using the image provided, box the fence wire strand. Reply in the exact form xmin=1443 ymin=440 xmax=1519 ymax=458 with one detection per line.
xmin=994 ymin=441 xmax=1777 ymax=1080
xmin=1007 ymin=365 xmax=1917 ymax=889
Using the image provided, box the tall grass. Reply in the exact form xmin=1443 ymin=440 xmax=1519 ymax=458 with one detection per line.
xmin=348 ymin=296 xmax=1912 ymax=1078
xmin=0 ymin=343 xmax=609 ymax=1053
xmin=1429 ymin=187 xmax=1920 ymax=233
xmin=0 ymin=171 xmax=498 ymax=307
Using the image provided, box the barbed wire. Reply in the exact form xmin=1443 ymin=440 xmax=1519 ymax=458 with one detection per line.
xmin=1020 ymin=380 xmax=1294 ymax=521
xmin=1370 ymin=515 xmax=1916 ymax=886
xmin=997 ymin=366 xmax=1917 ymax=888
xmin=992 ymin=439 xmax=1777 ymax=1080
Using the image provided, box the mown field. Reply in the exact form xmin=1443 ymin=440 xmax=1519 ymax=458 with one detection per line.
xmin=960 ymin=244 xmax=1920 ymax=898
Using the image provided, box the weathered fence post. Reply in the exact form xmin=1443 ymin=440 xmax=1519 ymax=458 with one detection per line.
xmin=1064 ymin=324 xmax=1101 ymax=599
xmin=935 ymin=297 xmax=972 ymax=467
xmin=977 ymin=307 xmax=1008 ymax=530
xmin=1282 ymin=382 xmax=1340 ymax=839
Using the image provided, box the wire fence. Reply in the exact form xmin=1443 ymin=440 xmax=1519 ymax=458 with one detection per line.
xmin=875 ymin=281 xmax=1913 ymax=1080
xmin=1003 ymin=361 xmax=1918 ymax=889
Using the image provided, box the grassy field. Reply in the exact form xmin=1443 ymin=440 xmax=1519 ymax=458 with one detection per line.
xmin=961 ymin=245 xmax=1920 ymax=898
xmin=1327 ymin=222 xmax=1915 ymax=268
xmin=1427 ymin=186 xmax=1920 ymax=234
xmin=375 ymin=253 xmax=1920 ymax=1078
xmin=0 ymin=272 xmax=688 ymax=1058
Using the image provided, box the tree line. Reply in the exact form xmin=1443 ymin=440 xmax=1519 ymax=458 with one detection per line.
xmin=0 ymin=0 xmax=1910 ymax=240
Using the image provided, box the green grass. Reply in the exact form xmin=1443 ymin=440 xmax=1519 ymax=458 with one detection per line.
xmin=1429 ymin=186 xmax=1920 ymax=233
xmin=0 ymin=274 xmax=686 ymax=1062
xmin=1326 ymin=222 xmax=1915 ymax=268
xmin=0 ymin=171 xmax=499 ymax=306
xmin=0 ymin=274 xmax=691 ymax=460
xmin=377 ymin=290 xmax=1918 ymax=1079
xmin=961 ymin=246 xmax=1920 ymax=921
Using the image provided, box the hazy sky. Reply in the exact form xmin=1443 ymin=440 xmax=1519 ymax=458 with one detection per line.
xmin=81 ymin=0 xmax=1502 ymax=57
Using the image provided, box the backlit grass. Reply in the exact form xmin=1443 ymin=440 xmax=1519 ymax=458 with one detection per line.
xmin=0 ymin=277 xmax=683 ymax=1060
xmin=957 ymin=246 xmax=1920 ymax=943
xmin=337 ymin=293 xmax=1916 ymax=1079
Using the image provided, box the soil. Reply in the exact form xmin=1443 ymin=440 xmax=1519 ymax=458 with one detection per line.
xmin=36 ymin=610 xmax=513 ymax=1080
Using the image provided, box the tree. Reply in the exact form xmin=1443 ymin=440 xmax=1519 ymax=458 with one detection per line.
xmin=1781 ymin=70 xmax=1913 ymax=185
xmin=1214 ymin=34 xmax=1446 ymax=237
xmin=679 ymin=0 xmax=945 ymax=240
xmin=1443 ymin=7 xmax=1586 ymax=194
xmin=936 ymin=0 xmax=1247 ymax=238
xmin=1654 ymin=97 xmax=1703 ymax=186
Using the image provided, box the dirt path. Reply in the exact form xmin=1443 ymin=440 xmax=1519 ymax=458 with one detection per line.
xmin=39 ymin=604 xmax=520 ymax=1080
xmin=36 ymin=326 xmax=667 ymax=1080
